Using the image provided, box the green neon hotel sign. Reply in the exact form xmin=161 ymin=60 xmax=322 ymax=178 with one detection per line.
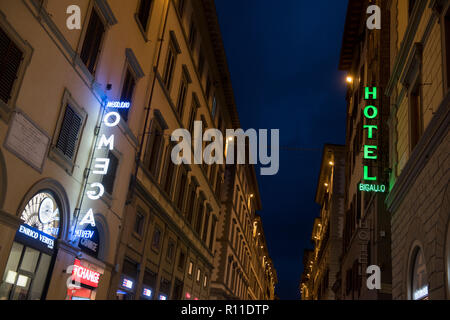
xmin=359 ymin=87 xmax=386 ymax=193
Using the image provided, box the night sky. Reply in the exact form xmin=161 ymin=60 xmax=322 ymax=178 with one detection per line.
xmin=215 ymin=1 xmax=349 ymax=299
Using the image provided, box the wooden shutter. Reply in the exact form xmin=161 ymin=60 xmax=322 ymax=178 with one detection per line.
xmin=56 ymin=105 xmax=82 ymax=160
xmin=0 ymin=28 xmax=23 ymax=104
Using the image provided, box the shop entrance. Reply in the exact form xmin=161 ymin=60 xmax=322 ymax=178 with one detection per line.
xmin=0 ymin=242 xmax=52 ymax=300
xmin=0 ymin=191 xmax=60 ymax=300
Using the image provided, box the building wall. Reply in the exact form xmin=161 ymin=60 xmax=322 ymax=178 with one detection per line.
xmin=387 ymin=0 xmax=450 ymax=300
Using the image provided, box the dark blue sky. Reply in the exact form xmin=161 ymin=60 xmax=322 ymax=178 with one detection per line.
xmin=215 ymin=1 xmax=349 ymax=299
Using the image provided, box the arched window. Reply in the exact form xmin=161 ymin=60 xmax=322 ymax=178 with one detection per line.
xmin=410 ymin=247 xmax=429 ymax=300
xmin=0 ymin=190 xmax=62 ymax=300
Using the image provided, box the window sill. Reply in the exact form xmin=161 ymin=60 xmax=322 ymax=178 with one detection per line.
xmin=48 ymin=147 xmax=75 ymax=176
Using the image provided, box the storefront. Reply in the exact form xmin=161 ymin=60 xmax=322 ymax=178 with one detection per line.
xmin=116 ymin=258 xmax=138 ymax=300
xmin=67 ymin=259 xmax=102 ymax=300
xmin=0 ymin=192 xmax=60 ymax=300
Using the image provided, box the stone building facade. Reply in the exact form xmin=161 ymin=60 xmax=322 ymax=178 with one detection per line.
xmin=385 ymin=0 xmax=450 ymax=300
xmin=300 ymin=144 xmax=345 ymax=300
xmin=333 ymin=0 xmax=393 ymax=300
xmin=210 ymin=164 xmax=277 ymax=300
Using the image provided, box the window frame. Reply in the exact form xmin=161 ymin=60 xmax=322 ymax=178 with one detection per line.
xmin=0 ymin=14 xmax=33 ymax=122
xmin=49 ymin=89 xmax=87 ymax=175
xmin=135 ymin=0 xmax=154 ymax=40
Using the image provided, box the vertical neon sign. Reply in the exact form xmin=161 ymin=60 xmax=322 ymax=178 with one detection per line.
xmin=359 ymin=87 xmax=385 ymax=193
xmin=74 ymin=101 xmax=130 ymax=237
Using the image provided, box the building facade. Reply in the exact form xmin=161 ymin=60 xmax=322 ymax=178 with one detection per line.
xmin=210 ymin=164 xmax=277 ymax=300
xmin=334 ymin=0 xmax=393 ymax=300
xmin=0 ymin=0 xmax=276 ymax=300
xmin=385 ymin=0 xmax=450 ymax=300
xmin=300 ymin=144 xmax=345 ymax=300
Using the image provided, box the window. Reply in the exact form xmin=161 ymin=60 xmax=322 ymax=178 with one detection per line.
xmin=0 ymin=27 xmax=23 ymax=105
xmin=176 ymin=75 xmax=188 ymax=117
xmin=203 ymin=275 xmax=208 ymax=288
xmin=188 ymin=96 xmax=198 ymax=134
xmin=166 ymin=240 xmax=175 ymax=263
xmin=102 ymin=151 xmax=119 ymax=195
xmin=119 ymin=68 xmax=136 ymax=122
xmin=202 ymin=211 xmax=210 ymax=242
xmin=195 ymin=200 xmax=205 ymax=235
xmin=56 ymin=104 xmax=83 ymax=162
xmin=137 ymin=0 xmax=152 ymax=31
xmin=134 ymin=211 xmax=145 ymax=236
xmin=177 ymin=0 xmax=185 ymax=17
xmin=186 ymin=186 xmax=196 ymax=225
xmin=163 ymin=145 xmax=176 ymax=196
xmin=188 ymin=18 xmax=197 ymax=50
xmin=146 ymin=122 xmax=164 ymax=177
xmin=215 ymin=169 xmax=222 ymax=198
xmin=205 ymin=75 xmax=212 ymax=101
xmin=163 ymin=41 xmax=177 ymax=91
xmin=444 ymin=9 xmax=450 ymax=89
xmin=197 ymin=49 xmax=205 ymax=78
xmin=176 ymin=169 xmax=187 ymax=211
xmin=188 ymin=261 xmax=194 ymax=276
xmin=409 ymin=82 xmax=423 ymax=151
xmin=152 ymin=226 xmax=162 ymax=251
xmin=409 ymin=0 xmax=417 ymax=17
xmin=178 ymin=251 xmax=186 ymax=271
xmin=80 ymin=9 xmax=105 ymax=73
xmin=209 ymin=216 xmax=217 ymax=250
xmin=211 ymin=95 xmax=217 ymax=118
xmin=411 ymin=247 xmax=429 ymax=300
xmin=196 ymin=269 xmax=201 ymax=282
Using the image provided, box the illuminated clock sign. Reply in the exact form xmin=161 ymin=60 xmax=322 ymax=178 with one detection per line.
xmin=76 ymin=101 xmax=131 ymax=236
xmin=359 ymin=87 xmax=386 ymax=193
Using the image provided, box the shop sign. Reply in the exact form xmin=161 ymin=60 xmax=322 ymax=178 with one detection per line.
xmin=15 ymin=224 xmax=55 ymax=254
xmin=142 ymin=288 xmax=152 ymax=298
xmin=159 ymin=294 xmax=167 ymax=300
xmin=72 ymin=259 xmax=101 ymax=288
xmin=76 ymin=101 xmax=130 ymax=235
xmin=359 ymin=87 xmax=386 ymax=193
xmin=122 ymin=278 xmax=134 ymax=290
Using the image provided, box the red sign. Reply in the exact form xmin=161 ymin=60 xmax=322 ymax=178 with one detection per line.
xmin=72 ymin=259 xmax=100 ymax=288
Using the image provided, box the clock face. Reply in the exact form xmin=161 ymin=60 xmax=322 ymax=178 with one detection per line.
xmin=39 ymin=197 xmax=54 ymax=224
xmin=21 ymin=192 xmax=60 ymax=238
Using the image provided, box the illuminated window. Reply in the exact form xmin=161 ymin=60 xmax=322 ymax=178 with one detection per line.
xmin=196 ymin=269 xmax=201 ymax=282
xmin=188 ymin=261 xmax=194 ymax=276
xmin=411 ymin=247 xmax=429 ymax=300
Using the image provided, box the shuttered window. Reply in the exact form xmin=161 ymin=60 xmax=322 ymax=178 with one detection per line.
xmin=163 ymin=42 xmax=176 ymax=90
xmin=0 ymin=27 xmax=23 ymax=104
xmin=80 ymin=9 xmax=105 ymax=74
xmin=56 ymin=105 xmax=82 ymax=160
xmin=102 ymin=151 xmax=119 ymax=195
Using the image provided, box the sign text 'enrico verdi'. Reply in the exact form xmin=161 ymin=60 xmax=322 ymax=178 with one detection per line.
xmin=171 ymin=122 xmax=279 ymax=175
xmin=75 ymin=101 xmax=130 ymax=237
xmin=359 ymin=87 xmax=385 ymax=193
